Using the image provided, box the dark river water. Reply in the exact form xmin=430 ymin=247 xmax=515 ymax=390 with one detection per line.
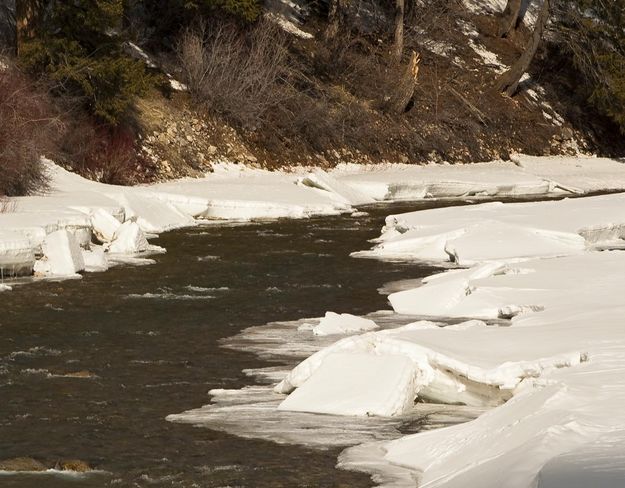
xmin=0 ymin=203 xmax=461 ymax=488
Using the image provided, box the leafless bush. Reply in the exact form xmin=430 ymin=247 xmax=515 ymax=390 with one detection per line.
xmin=0 ymin=60 xmax=61 ymax=196
xmin=177 ymin=19 xmax=290 ymax=129
xmin=0 ymin=196 xmax=16 ymax=213
xmin=60 ymin=119 xmax=155 ymax=186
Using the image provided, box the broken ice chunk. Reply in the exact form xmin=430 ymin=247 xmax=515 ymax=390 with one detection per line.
xmin=312 ymin=312 xmax=379 ymax=336
xmin=34 ymin=230 xmax=85 ymax=277
xmin=108 ymin=221 xmax=149 ymax=254
xmin=278 ymin=352 xmax=417 ymax=417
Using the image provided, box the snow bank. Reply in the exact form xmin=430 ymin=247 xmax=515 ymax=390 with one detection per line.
xmin=356 ymin=192 xmax=625 ymax=264
xmin=513 ymin=154 xmax=625 ymax=194
xmin=3 ymin=155 xmax=625 ymax=288
xmin=333 ymin=161 xmax=552 ymax=202
xmin=151 ymin=167 xmax=357 ymax=221
xmin=333 ymin=156 xmax=625 ymax=203
xmin=312 ymin=312 xmax=379 ymax=336
xmin=0 ymin=161 xmax=371 ymax=285
xmin=325 ymin=251 xmax=625 ymax=487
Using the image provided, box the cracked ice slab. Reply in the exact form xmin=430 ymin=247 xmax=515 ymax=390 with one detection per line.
xmin=331 ymin=251 xmax=625 ymax=487
xmin=278 ymin=353 xmax=417 ymax=417
xmin=0 ymin=230 xmax=36 ymax=276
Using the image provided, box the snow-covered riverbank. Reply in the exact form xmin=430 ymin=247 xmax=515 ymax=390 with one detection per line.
xmin=2 ymin=155 xmax=625 ymax=289
xmin=327 ymin=255 xmax=625 ymax=487
xmin=272 ymin=178 xmax=625 ymax=486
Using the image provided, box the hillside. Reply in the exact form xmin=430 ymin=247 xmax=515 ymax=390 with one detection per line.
xmin=1 ymin=0 xmax=624 ymax=189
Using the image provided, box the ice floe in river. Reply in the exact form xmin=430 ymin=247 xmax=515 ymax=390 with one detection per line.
xmin=167 ymin=312 xmax=486 ymax=447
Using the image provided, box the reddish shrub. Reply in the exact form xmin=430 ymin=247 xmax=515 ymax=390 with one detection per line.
xmin=61 ymin=120 xmax=156 ymax=186
xmin=0 ymin=59 xmax=62 ymax=196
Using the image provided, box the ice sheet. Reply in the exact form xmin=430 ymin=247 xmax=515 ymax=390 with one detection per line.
xmin=356 ymin=193 xmax=625 ymax=264
xmin=333 ymin=252 xmax=625 ymax=487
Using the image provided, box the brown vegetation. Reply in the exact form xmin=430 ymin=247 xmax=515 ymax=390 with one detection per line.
xmin=60 ymin=119 xmax=157 ymax=186
xmin=0 ymin=58 xmax=61 ymax=196
xmin=178 ymin=19 xmax=289 ymax=130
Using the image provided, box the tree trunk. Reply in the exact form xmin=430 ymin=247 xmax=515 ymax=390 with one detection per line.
xmin=388 ymin=50 xmax=420 ymax=114
xmin=498 ymin=0 xmax=523 ymax=38
xmin=392 ymin=0 xmax=404 ymax=62
xmin=325 ymin=0 xmax=341 ymax=40
xmin=496 ymin=0 xmax=549 ymax=96
xmin=15 ymin=0 xmax=45 ymax=56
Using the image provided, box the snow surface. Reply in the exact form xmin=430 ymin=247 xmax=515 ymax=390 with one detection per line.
xmin=355 ymin=191 xmax=625 ymax=265
xmin=272 ymin=251 xmax=625 ymax=486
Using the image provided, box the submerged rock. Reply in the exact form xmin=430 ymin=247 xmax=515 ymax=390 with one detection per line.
xmin=0 ymin=457 xmax=92 ymax=473
xmin=0 ymin=457 xmax=47 ymax=472
xmin=54 ymin=459 xmax=92 ymax=472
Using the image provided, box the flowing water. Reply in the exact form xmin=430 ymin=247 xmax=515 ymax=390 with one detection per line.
xmin=0 ymin=202 xmax=476 ymax=488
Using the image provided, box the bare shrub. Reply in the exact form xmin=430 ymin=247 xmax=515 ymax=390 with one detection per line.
xmin=60 ymin=120 xmax=155 ymax=186
xmin=0 ymin=60 xmax=61 ymax=196
xmin=0 ymin=196 xmax=16 ymax=213
xmin=177 ymin=19 xmax=290 ymax=129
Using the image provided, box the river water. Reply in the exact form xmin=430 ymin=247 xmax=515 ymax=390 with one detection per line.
xmin=0 ymin=202 xmax=476 ymax=487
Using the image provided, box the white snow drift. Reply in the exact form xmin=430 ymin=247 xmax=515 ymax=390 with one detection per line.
xmin=0 ymin=160 xmax=365 ymax=282
xmin=4 ymin=155 xmax=624 ymax=285
xmin=355 ymin=192 xmax=625 ymax=264
xmin=276 ymin=207 xmax=625 ymax=488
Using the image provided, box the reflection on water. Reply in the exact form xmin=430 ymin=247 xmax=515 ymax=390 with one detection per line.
xmin=0 ymin=202 xmax=470 ymax=487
